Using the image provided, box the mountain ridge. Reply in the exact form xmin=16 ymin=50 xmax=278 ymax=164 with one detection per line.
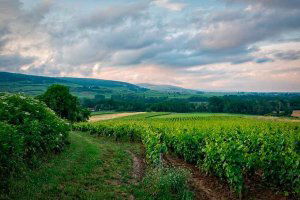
xmin=137 ymin=83 xmax=203 ymax=94
xmin=0 ymin=71 xmax=148 ymax=98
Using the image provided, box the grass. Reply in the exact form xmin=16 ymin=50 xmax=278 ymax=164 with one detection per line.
xmin=4 ymin=132 xmax=142 ymax=200
xmin=4 ymin=131 xmax=194 ymax=200
xmin=134 ymin=168 xmax=194 ymax=200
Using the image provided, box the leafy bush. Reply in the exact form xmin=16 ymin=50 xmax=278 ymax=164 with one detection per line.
xmin=0 ymin=122 xmax=24 ymax=189
xmin=0 ymin=93 xmax=69 ymax=188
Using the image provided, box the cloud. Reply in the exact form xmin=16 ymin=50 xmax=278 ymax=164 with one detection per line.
xmin=3 ymin=0 xmax=299 ymax=70
xmin=0 ymin=0 xmax=299 ymax=91
xmin=0 ymin=0 xmax=21 ymax=23
xmin=274 ymin=50 xmax=300 ymax=61
xmin=196 ymin=7 xmax=300 ymax=50
xmin=255 ymin=58 xmax=273 ymax=63
xmin=152 ymin=0 xmax=186 ymax=11
xmin=0 ymin=54 xmax=35 ymax=70
xmin=226 ymin=0 xmax=300 ymax=9
xmin=77 ymin=2 xmax=148 ymax=29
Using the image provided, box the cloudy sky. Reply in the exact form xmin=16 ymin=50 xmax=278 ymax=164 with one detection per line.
xmin=0 ymin=0 xmax=300 ymax=92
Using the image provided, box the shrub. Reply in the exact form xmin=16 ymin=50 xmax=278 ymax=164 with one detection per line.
xmin=0 ymin=122 xmax=24 ymax=189
xmin=0 ymin=93 xmax=69 ymax=187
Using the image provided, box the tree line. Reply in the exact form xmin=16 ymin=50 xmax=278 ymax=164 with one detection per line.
xmin=82 ymin=93 xmax=300 ymax=116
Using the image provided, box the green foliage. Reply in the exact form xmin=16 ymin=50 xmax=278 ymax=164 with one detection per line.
xmin=0 ymin=93 xmax=69 ymax=189
xmin=135 ymin=168 xmax=193 ymax=200
xmin=74 ymin=114 xmax=300 ymax=196
xmin=0 ymin=122 xmax=24 ymax=189
xmin=73 ymin=122 xmax=165 ymax=165
xmin=83 ymin=93 xmax=299 ymax=116
xmin=143 ymin=131 xmax=167 ymax=166
xmin=38 ymin=84 xmax=91 ymax=122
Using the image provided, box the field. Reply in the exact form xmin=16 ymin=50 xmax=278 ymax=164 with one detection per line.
xmin=75 ymin=112 xmax=300 ymax=198
xmin=91 ymin=111 xmax=121 ymax=116
xmin=2 ymin=104 xmax=300 ymax=199
xmin=89 ymin=112 xmax=145 ymax=122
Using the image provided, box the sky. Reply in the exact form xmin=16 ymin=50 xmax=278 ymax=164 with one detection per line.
xmin=0 ymin=0 xmax=300 ymax=92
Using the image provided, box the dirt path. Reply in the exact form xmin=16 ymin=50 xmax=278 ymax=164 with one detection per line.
xmin=126 ymin=149 xmax=146 ymax=200
xmin=89 ymin=112 xmax=145 ymax=122
xmin=163 ymin=154 xmax=291 ymax=200
xmin=126 ymin=150 xmax=145 ymax=184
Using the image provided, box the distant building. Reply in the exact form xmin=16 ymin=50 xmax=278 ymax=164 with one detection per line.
xmin=291 ymin=110 xmax=300 ymax=117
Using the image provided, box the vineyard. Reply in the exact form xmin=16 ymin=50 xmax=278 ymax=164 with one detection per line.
xmin=74 ymin=113 xmax=300 ymax=197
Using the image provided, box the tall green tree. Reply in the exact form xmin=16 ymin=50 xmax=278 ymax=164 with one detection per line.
xmin=38 ymin=84 xmax=90 ymax=122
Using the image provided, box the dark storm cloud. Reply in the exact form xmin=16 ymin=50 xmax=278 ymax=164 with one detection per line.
xmin=2 ymin=0 xmax=299 ymax=70
xmin=0 ymin=54 xmax=35 ymax=70
xmin=255 ymin=58 xmax=273 ymax=63
xmin=274 ymin=50 xmax=300 ymax=61
xmin=195 ymin=7 xmax=300 ymax=50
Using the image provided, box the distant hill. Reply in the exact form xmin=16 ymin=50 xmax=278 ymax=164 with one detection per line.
xmin=137 ymin=83 xmax=202 ymax=94
xmin=0 ymin=72 xmax=148 ymax=98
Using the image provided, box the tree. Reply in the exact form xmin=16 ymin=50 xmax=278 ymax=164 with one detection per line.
xmin=208 ymin=97 xmax=224 ymax=113
xmin=38 ymin=84 xmax=90 ymax=122
xmin=94 ymin=94 xmax=105 ymax=100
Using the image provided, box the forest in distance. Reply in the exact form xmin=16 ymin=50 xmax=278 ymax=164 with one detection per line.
xmin=82 ymin=93 xmax=300 ymax=116
xmin=2 ymin=71 xmax=300 ymax=116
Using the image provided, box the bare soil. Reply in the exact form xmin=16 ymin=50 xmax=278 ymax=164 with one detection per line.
xmin=126 ymin=148 xmax=146 ymax=200
xmin=126 ymin=150 xmax=146 ymax=184
xmin=89 ymin=112 xmax=145 ymax=122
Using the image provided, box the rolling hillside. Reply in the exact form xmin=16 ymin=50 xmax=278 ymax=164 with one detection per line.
xmin=0 ymin=72 xmax=148 ymax=98
xmin=138 ymin=83 xmax=203 ymax=94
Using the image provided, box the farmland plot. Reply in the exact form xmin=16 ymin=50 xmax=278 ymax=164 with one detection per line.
xmin=75 ymin=113 xmax=300 ymax=198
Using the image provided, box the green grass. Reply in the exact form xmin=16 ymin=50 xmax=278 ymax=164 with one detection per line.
xmin=134 ymin=168 xmax=194 ymax=200
xmin=5 ymin=132 xmax=142 ymax=200
xmin=4 ymin=131 xmax=194 ymax=200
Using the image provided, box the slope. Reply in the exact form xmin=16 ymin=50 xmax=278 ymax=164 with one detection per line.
xmin=138 ymin=83 xmax=202 ymax=94
xmin=0 ymin=71 xmax=148 ymax=98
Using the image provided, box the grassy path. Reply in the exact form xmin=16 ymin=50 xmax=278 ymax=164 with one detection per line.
xmin=6 ymin=132 xmax=143 ymax=200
